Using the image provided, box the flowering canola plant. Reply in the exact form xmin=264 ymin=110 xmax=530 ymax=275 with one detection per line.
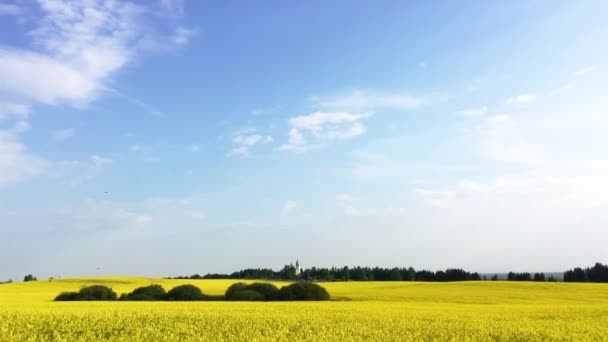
xmin=1 ymin=278 xmax=608 ymax=341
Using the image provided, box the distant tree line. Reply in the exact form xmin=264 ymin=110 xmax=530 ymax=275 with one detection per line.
xmin=169 ymin=265 xmax=483 ymax=282
xmin=564 ymin=263 xmax=608 ymax=283
xmin=55 ymin=282 xmax=330 ymax=302
xmin=23 ymin=274 xmax=37 ymax=282
xmin=506 ymin=272 xmax=555 ymax=282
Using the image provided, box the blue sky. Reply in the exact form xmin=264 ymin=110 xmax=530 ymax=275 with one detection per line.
xmin=1 ymin=0 xmax=607 ymax=280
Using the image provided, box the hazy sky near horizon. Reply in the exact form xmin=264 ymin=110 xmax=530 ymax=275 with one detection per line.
xmin=1 ymin=0 xmax=607 ymax=280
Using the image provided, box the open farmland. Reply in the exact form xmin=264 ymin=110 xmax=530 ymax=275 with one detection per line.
xmin=1 ymin=278 xmax=608 ymax=341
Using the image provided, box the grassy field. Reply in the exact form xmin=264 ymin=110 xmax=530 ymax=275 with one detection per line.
xmin=1 ymin=278 xmax=608 ymax=341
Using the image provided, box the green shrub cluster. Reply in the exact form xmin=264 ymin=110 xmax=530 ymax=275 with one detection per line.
xmin=277 ymin=282 xmax=330 ymax=301
xmin=119 ymin=284 xmax=207 ymax=301
xmin=166 ymin=284 xmax=207 ymax=301
xmin=55 ymin=285 xmax=117 ymax=301
xmin=118 ymin=284 xmax=167 ymax=301
xmin=55 ymin=282 xmax=330 ymax=301
xmin=56 ymin=284 xmax=208 ymax=302
xmin=225 ymin=282 xmax=279 ymax=301
xmin=225 ymin=282 xmax=330 ymax=301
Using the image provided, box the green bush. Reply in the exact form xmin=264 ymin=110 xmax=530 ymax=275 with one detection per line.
xmin=79 ymin=285 xmax=117 ymax=301
xmin=225 ymin=282 xmax=248 ymax=299
xmin=245 ymin=283 xmax=279 ymax=300
xmin=54 ymin=292 xmax=81 ymax=301
xmin=228 ymin=289 xmax=265 ymax=301
xmin=277 ymin=282 xmax=330 ymax=301
xmin=166 ymin=284 xmax=206 ymax=301
xmin=225 ymin=282 xmax=280 ymax=301
xmin=54 ymin=285 xmax=117 ymax=301
xmin=122 ymin=284 xmax=166 ymax=301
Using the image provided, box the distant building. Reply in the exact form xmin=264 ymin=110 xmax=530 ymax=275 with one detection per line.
xmin=296 ymin=260 xmax=301 ymax=275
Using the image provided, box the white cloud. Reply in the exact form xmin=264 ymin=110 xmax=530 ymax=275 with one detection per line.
xmin=316 ymin=90 xmax=424 ymax=111
xmin=506 ymin=94 xmax=536 ymax=104
xmin=130 ymin=144 xmax=142 ymax=152
xmin=67 ymin=199 xmax=154 ymax=232
xmin=233 ymin=134 xmax=272 ymax=146
xmin=467 ymin=78 xmax=488 ymax=92
xmin=251 ymin=104 xmax=281 ymax=116
xmin=90 ymin=154 xmax=113 ymax=166
xmin=486 ymin=114 xmax=510 ymax=124
xmin=187 ymin=144 xmax=200 ymax=152
xmin=143 ymin=156 xmax=160 ymax=163
xmin=173 ymin=27 xmax=196 ymax=45
xmin=228 ymin=146 xmax=248 ymax=156
xmin=159 ymin=0 xmax=185 ymax=18
xmin=229 ymin=133 xmax=273 ymax=156
xmin=0 ymin=131 xmax=48 ymax=187
xmin=286 ymin=128 xmax=305 ymax=146
xmin=329 ymin=193 xmax=406 ymax=218
xmin=3 ymin=196 xmax=207 ymax=237
xmin=325 ymin=122 xmax=366 ymax=140
xmin=456 ymin=107 xmax=487 ymax=116
xmin=280 ymin=111 xmax=373 ymax=152
xmin=0 ymin=48 xmax=98 ymax=105
xmin=418 ymin=62 xmax=426 ymax=68
xmin=414 ymin=188 xmax=455 ymax=207
xmin=0 ymin=0 xmax=193 ymax=108
xmin=0 ymin=102 xmax=29 ymax=122
xmin=0 ymin=3 xmax=22 ymax=16
xmin=574 ymin=65 xmax=597 ymax=77
xmin=282 ymin=199 xmax=297 ymax=215
xmin=288 ymin=111 xmax=373 ymax=131
xmin=351 ymin=151 xmax=475 ymax=181
xmin=488 ymin=142 xmax=542 ymax=164
xmin=481 ymin=114 xmax=543 ymax=164
xmin=51 ymin=128 xmax=75 ymax=141
xmin=10 ymin=121 xmax=30 ymax=134
xmin=546 ymin=83 xmax=574 ymax=97
xmin=416 ymin=171 xmax=608 ymax=213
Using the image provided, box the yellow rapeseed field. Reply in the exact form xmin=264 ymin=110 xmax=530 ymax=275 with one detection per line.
xmin=1 ymin=278 xmax=608 ymax=341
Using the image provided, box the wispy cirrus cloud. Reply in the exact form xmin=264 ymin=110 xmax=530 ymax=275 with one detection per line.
xmin=0 ymin=0 xmax=192 ymax=106
xmin=1 ymin=0 xmax=197 ymax=108
xmin=0 ymin=0 xmax=194 ymax=187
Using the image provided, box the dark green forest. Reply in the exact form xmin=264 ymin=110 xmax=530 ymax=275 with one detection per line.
xmin=167 ymin=262 xmax=608 ymax=283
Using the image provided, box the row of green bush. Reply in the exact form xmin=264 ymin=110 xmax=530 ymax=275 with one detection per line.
xmin=225 ymin=282 xmax=330 ymax=301
xmin=55 ymin=282 xmax=330 ymax=301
